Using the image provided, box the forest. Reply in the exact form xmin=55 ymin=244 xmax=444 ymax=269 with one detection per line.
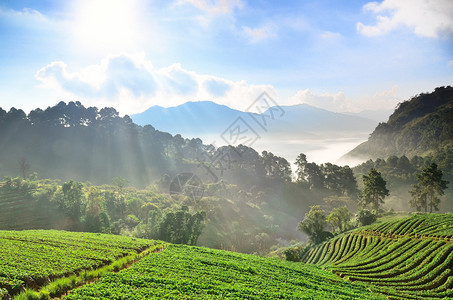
xmin=0 ymin=87 xmax=451 ymax=256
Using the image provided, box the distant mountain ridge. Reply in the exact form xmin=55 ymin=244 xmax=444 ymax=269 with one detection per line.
xmin=131 ymin=101 xmax=378 ymax=139
xmin=345 ymin=86 xmax=453 ymax=159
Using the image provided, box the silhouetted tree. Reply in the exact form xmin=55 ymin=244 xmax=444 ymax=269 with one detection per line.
xmin=359 ymin=168 xmax=389 ymax=211
xmin=410 ymin=163 xmax=449 ymax=212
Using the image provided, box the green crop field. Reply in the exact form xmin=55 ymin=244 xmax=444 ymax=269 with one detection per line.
xmin=0 ymin=183 xmax=48 ymax=230
xmin=0 ymin=230 xmax=161 ymax=298
xmin=64 ymin=244 xmax=383 ymax=299
xmin=0 ymin=230 xmax=383 ymax=300
xmin=301 ymin=213 xmax=453 ymax=299
xmin=3 ymin=215 xmax=453 ymax=299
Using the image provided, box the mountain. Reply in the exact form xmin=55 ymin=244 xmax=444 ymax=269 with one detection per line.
xmin=267 ymin=104 xmax=377 ymax=136
xmin=345 ymin=86 xmax=453 ymax=160
xmin=343 ymin=108 xmax=394 ymax=123
xmin=131 ymin=101 xmax=247 ymax=137
xmin=131 ymin=101 xmax=377 ymax=139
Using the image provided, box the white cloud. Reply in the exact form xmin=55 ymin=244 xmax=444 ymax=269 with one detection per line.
xmin=0 ymin=7 xmax=48 ymax=23
xmin=177 ymin=0 xmax=243 ymax=15
xmin=357 ymin=0 xmax=453 ymax=38
xmin=242 ymin=24 xmax=277 ymax=43
xmin=35 ymin=53 xmax=279 ymax=114
xmin=321 ymin=31 xmax=342 ymax=40
xmin=35 ymin=53 xmax=401 ymax=115
xmin=448 ymin=60 xmax=453 ymax=67
xmin=288 ymin=86 xmax=399 ymax=113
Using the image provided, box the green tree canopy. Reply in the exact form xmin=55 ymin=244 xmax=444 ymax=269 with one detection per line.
xmin=327 ymin=206 xmax=351 ymax=232
xmin=410 ymin=163 xmax=449 ymax=213
xmin=359 ymin=168 xmax=389 ymax=211
xmin=298 ymin=205 xmax=332 ymax=244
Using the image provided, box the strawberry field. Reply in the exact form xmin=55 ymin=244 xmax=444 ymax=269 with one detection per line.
xmin=64 ymin=244 xmax=384 ymax=299
xmin=0 ymin=230 xmax=157 ymax=295
xmin=301 ymin=214 xmax=453 ymax=299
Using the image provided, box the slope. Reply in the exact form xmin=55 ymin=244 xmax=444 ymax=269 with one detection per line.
xmin=0 ymin=230 xmax=160 ymax=298
xmin=346 ymin=86 xmax=453 ymax=160
xmin=0 ymin=181 xmax=56 ymax=230
xmin=0 ymin=230 xmax=383 ymax=300
xmin=300 ymin=213 xmax=453 ymax=299
xmin=64 ymin=243 xmax=383 ymax=299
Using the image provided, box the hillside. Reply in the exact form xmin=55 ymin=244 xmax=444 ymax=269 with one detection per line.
xmin=298 ymin=213 xmax=453 ymax=299
xmin=0 ymin=230 xmax=161 ymax=298
xmin=0 ymin=230 xmax=383 ymax=300
xmin=346 ymin=86 xmax=453 ymax=160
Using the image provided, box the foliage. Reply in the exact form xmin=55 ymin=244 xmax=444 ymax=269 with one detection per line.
xmin=295 ymin=154 xmax=358 ymax=197
xmin=300 ymin=213 xmax=453 ymax=299
xmin=357 ymin=209 xmax=377 ymax=226
xmin=327 ymin=206 xmax=351 ymax=232
xmin=157 ymin=207 xmax=206 ymax=245
xmin=282 ymin=245 xmax=308 ymax=262
xmin=353 ymin=154 xmax=453 ymax=212
xmin=60 ymin=180 xmax=85 ymax=221
xmin=359 ymin=168 xmax=389 ymax=210
xmin=0 ymin=230 xmax=156 ymax=296
xmin=298 ymin=205 xmax=332 ymax=244
xmin=410 ymin=163 xmax=449 ymax=212
xmin=64 ymin=244 xmax=383 ymax=299
xmin=112 ymin=176 xmax=128 ymax=189
xmin=348 ymin=86 xmax=453 ymax=160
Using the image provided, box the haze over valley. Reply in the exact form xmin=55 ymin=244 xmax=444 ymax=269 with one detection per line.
xmin=1 ymin=0 xmax=453 ymax=299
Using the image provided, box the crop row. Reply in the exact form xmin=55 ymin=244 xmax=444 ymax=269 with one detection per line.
xmin=0 ymin=230 xmax=156 ymax=295
xmin=301 ymin=214 xmax=453 ymax=298
xmin=64 ymin=244 xmax=385 ymax=299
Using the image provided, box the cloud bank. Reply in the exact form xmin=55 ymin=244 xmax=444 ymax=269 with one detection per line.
xmin=36 ymin=53 xmax=279 ymax=114
xmin=357 ymin=0 xmax=453 ymax=38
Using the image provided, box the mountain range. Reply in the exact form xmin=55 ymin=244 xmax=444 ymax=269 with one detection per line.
xmin=131 ymin=101 xmax=379 ymax=139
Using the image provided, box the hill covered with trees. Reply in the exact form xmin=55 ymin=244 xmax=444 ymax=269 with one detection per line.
xmin=346 ymin=86 xmax=453 ymax=161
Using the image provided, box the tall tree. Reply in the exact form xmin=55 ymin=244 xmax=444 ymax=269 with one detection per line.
xmin=295 ymin=153 xmax=308 ymax=184
xmin=298 ymin=205 xmax=331 ymax=244
xmin=60 ymin=181 xmax=85 ymax=226
xmin=18 ymin=157 xmax=31 ymax=179
xmin=359 ymin=168 xmax=389 ymax=211
xmin=327 ymin=206 xmax=351 ymax=232
xmin=410 ymin=163 xmax=449 ymax=213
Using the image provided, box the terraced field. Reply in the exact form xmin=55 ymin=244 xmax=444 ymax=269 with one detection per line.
xmin=3 ymin=215 xmax=452 ymax=299
xmin=0 ymin=183 xmax=51 ymax=230
xmin=301 ymin=213 xmax=453 ymax=299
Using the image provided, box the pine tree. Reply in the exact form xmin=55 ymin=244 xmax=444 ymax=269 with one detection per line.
xmin=359 ymin=168 xmax=389 ymax=211
xmin=410 ymin=163 xmax=449 ymax=213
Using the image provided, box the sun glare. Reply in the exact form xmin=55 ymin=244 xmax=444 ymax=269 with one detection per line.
xmin=72 ymin=0 xmax=142 ymax=53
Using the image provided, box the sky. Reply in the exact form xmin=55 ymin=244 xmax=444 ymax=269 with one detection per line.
xmin=0 ymin=0 xmax=452 ymax=115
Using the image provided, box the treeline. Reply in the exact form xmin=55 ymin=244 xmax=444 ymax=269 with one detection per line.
xmin=0 ymin=102 xmax=166 ymax=186
xmin=0 ymin=101 xmax=297 ymax=190
xmin=0 ymin=176 xmax=294 ymax=254
xmin=286 ymin=160 xmax=449 ymax=261
xmin=1 ymin=177 xmax=206 ymax=245
xmin=354 ymin=154 xmax=453 ymax=211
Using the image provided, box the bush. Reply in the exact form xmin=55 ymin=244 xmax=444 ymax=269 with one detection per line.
xmin=357 ymin=209 xmax=377 ymax=226
xmin=283 ymin=245 xmax=307 ymax=262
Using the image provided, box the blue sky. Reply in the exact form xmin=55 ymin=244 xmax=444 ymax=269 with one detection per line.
xmin=0 ymin=0 xmax=452 ymax=115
